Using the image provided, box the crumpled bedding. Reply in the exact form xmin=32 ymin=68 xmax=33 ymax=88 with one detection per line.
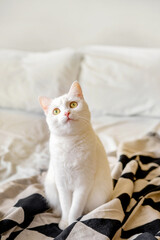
xmin=0 ymin=109 xmax=49 ymax=184
xmin=0 ymin=132 xmax=160 ymax=240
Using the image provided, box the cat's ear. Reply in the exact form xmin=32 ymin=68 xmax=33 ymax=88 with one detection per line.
xmin=68 ymin=81 xmax=83 ymax=98
xmin=39 ymin=96 xmax=52 ymax=113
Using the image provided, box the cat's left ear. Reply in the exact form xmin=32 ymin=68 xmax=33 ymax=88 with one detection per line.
xmin=39 ymin=96 xmax=52 ymax=113
xmin=68 ymin=81 xmax=83 ymax=99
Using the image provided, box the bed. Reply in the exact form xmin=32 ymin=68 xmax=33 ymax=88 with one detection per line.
xmin=1 ymin=0 xmax=160 ymax=239
xmin=0 ymin=45 xmax=160 ymax=240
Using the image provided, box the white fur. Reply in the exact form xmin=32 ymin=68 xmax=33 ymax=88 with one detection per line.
xmin=41 ymin=82 xmax=113 ymax=230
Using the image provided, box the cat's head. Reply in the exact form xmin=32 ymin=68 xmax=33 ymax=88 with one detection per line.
xmin=39 ymin=81 xmax=91 ymax=136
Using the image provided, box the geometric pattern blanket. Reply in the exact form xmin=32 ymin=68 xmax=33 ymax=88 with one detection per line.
xmin=0 ymin=133 xmax=160 ymax=240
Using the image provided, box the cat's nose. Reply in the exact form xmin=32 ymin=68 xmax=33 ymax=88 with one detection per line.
xmin=64 ymin=111 xmax=70 ymax=118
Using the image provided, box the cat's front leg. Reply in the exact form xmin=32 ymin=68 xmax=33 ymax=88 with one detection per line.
xmin=44 ymin=170 xmax=61 ymax=217
xmin=58 ymin=186 xmax=72 ymax=230
xmin=68 ymin=187 xmax=90 ymax=225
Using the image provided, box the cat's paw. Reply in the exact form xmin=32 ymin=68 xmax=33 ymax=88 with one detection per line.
xmin=59 ymin=219 xmax=68 ymax=230
xmin=69 ymin=216 xmax=77 ymax=226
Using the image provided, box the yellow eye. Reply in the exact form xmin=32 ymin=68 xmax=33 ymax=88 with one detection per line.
xmin=70 ymin=101 xmax=78 ymax=108
xmin=53 ymin=108 xmax=60 ymax=115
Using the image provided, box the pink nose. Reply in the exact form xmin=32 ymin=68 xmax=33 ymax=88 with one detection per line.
xmin=64 ymin=112 xmax=70 ymax=118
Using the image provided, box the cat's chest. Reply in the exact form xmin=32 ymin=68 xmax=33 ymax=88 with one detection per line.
xmin=49 ymin=134 xmax=97 ymax=188
xmin=50 ymin=134 xmax=96 ymax=167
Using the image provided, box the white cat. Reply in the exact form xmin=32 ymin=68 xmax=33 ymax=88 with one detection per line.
xmin=39 ymin=81 xmax=113 ymax=230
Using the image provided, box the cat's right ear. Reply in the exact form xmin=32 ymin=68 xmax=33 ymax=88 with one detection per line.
xmin=39 ymin=96 xmax=52 ymax=114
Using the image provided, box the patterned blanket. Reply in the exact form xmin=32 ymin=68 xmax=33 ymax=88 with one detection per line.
xmin=0 ymin=133 xmax=160 ymax=240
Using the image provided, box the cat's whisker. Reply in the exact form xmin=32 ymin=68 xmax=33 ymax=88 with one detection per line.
xmin=77 ymin=116 xmax=90 ymax=126
xmin=79 ymin=115 xmax=90 ymax=122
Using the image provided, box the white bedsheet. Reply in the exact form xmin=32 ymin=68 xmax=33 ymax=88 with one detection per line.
xmin=0 ymin=109 xmax=49 ymax=184
xmin=92 ymin=115 xmax=160 ymax=171
xmin=1 ymin=109 xmax=160 ymax=184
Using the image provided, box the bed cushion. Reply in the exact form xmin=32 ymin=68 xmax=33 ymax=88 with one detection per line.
xmin=79 ymin=46 xmax=160 ymax=117
xmin=0 ymin=48 xmax=81 ymax=112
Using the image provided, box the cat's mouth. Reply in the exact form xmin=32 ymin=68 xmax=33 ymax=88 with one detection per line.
xmin=63 ymin=115 xmax=77 ymax=123
xmin=66 ymin=117 xmax=74 ymax=122
xmin=65 ymin=117 xmax=76 ymax=123
xmin=67 ymin=118 xmax=71 ymax=121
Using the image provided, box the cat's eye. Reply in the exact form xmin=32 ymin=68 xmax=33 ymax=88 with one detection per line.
xmin=70 ymin=101 xmax=78 ymax=108
xmin=53 ymin=108 xmax=61 ymax=115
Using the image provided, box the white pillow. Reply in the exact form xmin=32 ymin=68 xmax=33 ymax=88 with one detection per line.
xmin=79 ymin=46 xmax=160 ymax=117
xmin=0 ymin=48 xmax=81 ymax=112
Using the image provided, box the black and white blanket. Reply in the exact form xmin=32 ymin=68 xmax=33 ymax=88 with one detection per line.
xmin=0 ymin=133 xmax=160 ymax=240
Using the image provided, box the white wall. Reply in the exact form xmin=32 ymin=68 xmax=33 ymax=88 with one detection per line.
xmin=0 ymin=0 xmax=160 ymax=51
